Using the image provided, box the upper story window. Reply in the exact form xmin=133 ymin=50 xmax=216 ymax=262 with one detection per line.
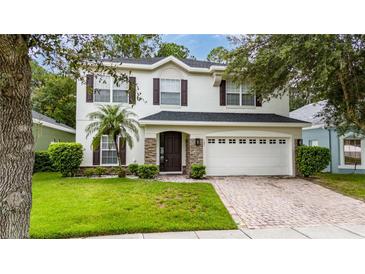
xmin=344 ymin=139 xmax=362 ymax=165
xmin=226 ymin=81 xmax=255 ymax=107
xmin=160 ymin=79 xmax=181 ymax=106
xmin=94 ymin=75 xmax=129 ymax=103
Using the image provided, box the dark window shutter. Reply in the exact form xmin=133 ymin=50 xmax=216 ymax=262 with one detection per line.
xmin=119 ymin=138 xmax=126 ymax=165
xmin=92 ymin=145 xmax=100 ymax=165
xmin=181 ymin=79 xmax=188 ymax=106
xmin=256 ymin=95 xmax=262 ymax=107
xmin=153 ymin=78 xmax=160 ymax=105
xmin=86 ymin=74 xmax=94 ymax=103
xmin=129 ymin=76 xmax=136 ymax=104
xmin=220 ymin=80 xmax=226 ymax=106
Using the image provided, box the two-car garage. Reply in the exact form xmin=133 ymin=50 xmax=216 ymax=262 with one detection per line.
xmin=205 ymin=136 xmax=292 ymax=176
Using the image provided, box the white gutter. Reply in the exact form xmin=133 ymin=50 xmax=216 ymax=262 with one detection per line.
xmin=33 ymin=118 xmax=76 ymax=134
xmin=140 ymin=120 xmax=310 ymax=128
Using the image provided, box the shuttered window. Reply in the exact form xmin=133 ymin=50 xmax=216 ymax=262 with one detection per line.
xmin=160 ymin=79 xmax=181 ymax=105
xmin=226 ymin=81 xmax=255 ymax=107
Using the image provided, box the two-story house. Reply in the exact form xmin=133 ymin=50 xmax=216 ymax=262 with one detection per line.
xmin=76 ymin=56 xmax=308 ymax=176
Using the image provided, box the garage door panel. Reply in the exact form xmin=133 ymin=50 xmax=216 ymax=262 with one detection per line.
xmin=206 ymin=138 xmax=290 ymax=176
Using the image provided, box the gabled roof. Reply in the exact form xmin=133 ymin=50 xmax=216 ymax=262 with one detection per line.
xmin=101 ymin=56 xmax=226 ymax=73
xmin=140 ymin=111 xmax=309 ymax=126
xmin=32 ymin=110 xmax=76 ymax=134
xmin=289 ymin=101 xmax=327 ymax=125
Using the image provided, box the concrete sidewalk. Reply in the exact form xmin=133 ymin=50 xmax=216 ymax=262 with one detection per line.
xmin=86 ymin=224 xmax=365 ymax=239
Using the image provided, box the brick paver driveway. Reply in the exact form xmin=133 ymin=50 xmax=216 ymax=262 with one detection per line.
xmin=212 ymin=177 xmax=365 ymax=229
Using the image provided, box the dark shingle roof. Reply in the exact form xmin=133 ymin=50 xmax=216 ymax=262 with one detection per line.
xmin=141 ymin=111 xmax=309 ymax=124
xmin=103 ymin=57 xmax=226 ymax=69
xmin=32 ymin=110 xmax=75 ymax=132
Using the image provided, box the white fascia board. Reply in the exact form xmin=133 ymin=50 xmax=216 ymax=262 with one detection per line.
xmin=101 ymin=56 xmax=227 ymax=74
xmin=33 ymin=118 xmax=76 ymax=134
xmin=302 ymin=124 xmax=326 ymax=130
xmin=140 ymin=120 xmax=310 ymax=128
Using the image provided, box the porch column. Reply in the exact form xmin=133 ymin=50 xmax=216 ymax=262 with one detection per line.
xmin=186 ymin=138 xmax=203 ymax=176
xmin=144 ymin=138 xmax=157 ymax=164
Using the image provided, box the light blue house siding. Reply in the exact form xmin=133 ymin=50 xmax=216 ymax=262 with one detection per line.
xmin=302 ymin=127 xmax=365 ymax=174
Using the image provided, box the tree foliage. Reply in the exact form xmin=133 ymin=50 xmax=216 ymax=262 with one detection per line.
xmin=227 ymin=35 xmax=365 ymax=134
xmin=207 ymin=46 xmax=228 ymax=63
xmin=156 ymin=42 xmax=193 ymax=59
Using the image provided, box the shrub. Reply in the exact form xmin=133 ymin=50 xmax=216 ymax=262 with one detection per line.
xmin=94 ymin=167 xmax=107 ymax=177
xmin=33 ymin=151 xmax=56 ymax=173
xmin=128 ymin=163 xmax=139 ymax=175
xmin=190 ymin=164 xmax=206 ymax=179
xmin=296 ymin=146 xmax=331 ymax=177
xmin=48 ymin=142 xmax=83 ymax=177
xmin=137 ymin=164 xmax=159 ymax=179
xmin=116 ymin=167 xmax=126 ymax=178
xmin=84 ymin=168 xmax=96 ymax=177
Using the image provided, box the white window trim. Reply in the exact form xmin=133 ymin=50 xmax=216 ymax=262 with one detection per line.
xmin=94 ymin=75 xmax=130 ymax=104
xmin=100 ymin=135 xmax=119 ymax=166
xmin=338 ymin=135 xmax=365 ymax=170
xmin=160 ymin=78 xmax=181 ymax=106
xmin=226 ymin=81 xmax=256 ymax=108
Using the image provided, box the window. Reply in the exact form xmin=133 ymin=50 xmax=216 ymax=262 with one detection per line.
xmin=208 ymin=138 xmax=215 ymax=144
xmin=101 ymin=135 xmax=118 ymax=165
xmin=94 ymin=75 xmax=111 ymax=102
xmin=249 ymin=139 xmax=256 ymax=144
xmin=279 ymin=139 xmax=286 ymax=144
xmin=226 ymin=81 xmax=255 ymax=107
xmin=309 ymin=140 xmax=319 ymax=147
xmin=269 ymin=139 xmax=276 ymax=144
xmin=259 ymin=139 xmax=266 ymax=144
xmin=160 ymin=79 xmax=180 ymax=105
xmin=218 ymin=139 xmax=226 ymax=144
xmin=112 ymin=80 xmax=129 ymax=103
xmin=344 ymin=139 xmax=362 ymax=165
xmin=239 ymin=139 xmax=246 ymax=144
xmin=229 ymin=139 xmax=236 ymax=144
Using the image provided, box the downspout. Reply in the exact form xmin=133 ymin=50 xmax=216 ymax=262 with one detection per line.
xmin=328 ymin=128 xmax=333 ymax=173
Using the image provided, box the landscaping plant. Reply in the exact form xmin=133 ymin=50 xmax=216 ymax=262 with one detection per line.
xmin=190 ymin=164 xmax=206 ymax=179
xmin=48 ymin=143 xmax=83 ymax=177
xmin=128 ymin=163 xmax=139 ymax=175
xmin=33 ymin=151 xmax=56 ymax=173
xmin=94 ymin=167 xmax=107 ymax=177
xmin=137 ymin=164 xmax=159 ymax=179
xmin=83 ymin=168 xmax=96 ymax=178
xmin=116 ymin=167 xmax=127 ymax=178
xmin=296 ymin=146 xmax=331 ymax=177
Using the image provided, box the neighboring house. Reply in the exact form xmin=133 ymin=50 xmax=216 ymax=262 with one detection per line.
xmin=76 ymin=56 xmax=308 ymax=176
xmin=290 ymin=101 xmax=365 ymax=174
xmin=32 ymin=110 xmax=76 ymax=151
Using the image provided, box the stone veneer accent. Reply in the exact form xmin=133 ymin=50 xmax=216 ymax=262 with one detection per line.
xmin=144 ymin=138 xmax=157 ymax=164
xmin=186 ymin=138 xmax=204 ymax=176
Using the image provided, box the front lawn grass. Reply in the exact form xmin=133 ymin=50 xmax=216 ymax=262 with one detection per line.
xmin=315 ymin=173 xmax=365 ymax=201
xmin=30 ymin=172 xmax=236 ymax=238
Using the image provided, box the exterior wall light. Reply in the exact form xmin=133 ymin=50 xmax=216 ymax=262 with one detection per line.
xmin=195 ymin=138 xmax=201 ymax=146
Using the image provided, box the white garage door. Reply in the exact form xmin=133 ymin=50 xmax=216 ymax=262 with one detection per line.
xmin=206 ymin=137 xmax=291 ymax=176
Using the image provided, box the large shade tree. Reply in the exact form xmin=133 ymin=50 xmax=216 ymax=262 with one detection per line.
xmin=227 ymin=34 xmax=365 ymax=134
xmin=156 ymin=42 xmax=193 ymax=59
xmin=0 ymin=34 xmax=155 ymax=238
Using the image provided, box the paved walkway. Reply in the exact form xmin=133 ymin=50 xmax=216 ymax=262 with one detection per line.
xmin=87 ymin=224 xmax=365 ymax=239
xmin=211 ymin=176 xmax=365 ymax=229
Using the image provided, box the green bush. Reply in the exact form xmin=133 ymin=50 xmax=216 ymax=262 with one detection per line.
xmin=190 ymin=164 xmax=206 ymax=179
xmin=116 ymin=167 xmax=126 ymax=178
xmin=296 ymin=146 xmax=331 ymax=177
xmin=137 ymin=164 xmax=159 ymax=179
xmin=94 ymin=167 xmax=107 ymax=177
xmin=84 ymin=168 xmax=96 ymax=177
xmin=48 ymin=142 xmax=83 ymax=177
xmin=128 ymin=163 xmax=139 ymax=175
xmin=33 ymin=151 xmax=56 ymax=173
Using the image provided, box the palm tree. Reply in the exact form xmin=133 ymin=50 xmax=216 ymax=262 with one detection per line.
xmin=85 ymin=105 xmax=140 ymax=166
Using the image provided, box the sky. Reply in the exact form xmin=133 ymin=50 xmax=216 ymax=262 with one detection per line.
xmin=161 ymin=34 xmax=232 ymax=60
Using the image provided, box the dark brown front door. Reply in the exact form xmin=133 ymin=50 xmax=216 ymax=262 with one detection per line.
xmin=160 ymin=132 xmax=182 ymax=172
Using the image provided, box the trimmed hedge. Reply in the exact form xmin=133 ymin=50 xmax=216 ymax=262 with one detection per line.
xmin=128 ymin=163 xmax=139 ymax=175
xmin=296 ymin=146 xmax=331 ymax=177
xmin=34 ymin=151 xmax=56 ymax=173
xmin=48 ymin=142 xmax=83 ymax=177
xmin=190 ymin=164 xmax=206 ymax=179
xmin=137 ymin=164 xmax=159 ymax=179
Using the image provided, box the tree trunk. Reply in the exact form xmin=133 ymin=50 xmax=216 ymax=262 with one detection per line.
xmin=0 ymin=35 xmax=33 ymax=238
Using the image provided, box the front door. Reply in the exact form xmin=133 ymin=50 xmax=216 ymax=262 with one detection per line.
xmin=160 ymin=132 xmax=182 ymax=172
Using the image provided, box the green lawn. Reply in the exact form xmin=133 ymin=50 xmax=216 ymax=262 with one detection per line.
xmin=30 ymin=172 xmax=236 ymax=238
xmin=316 ymin=173 xmax=365 ymax=201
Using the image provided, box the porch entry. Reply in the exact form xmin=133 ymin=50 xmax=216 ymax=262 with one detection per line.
xmin=159 ymin=131 xmax=182 ymax=172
